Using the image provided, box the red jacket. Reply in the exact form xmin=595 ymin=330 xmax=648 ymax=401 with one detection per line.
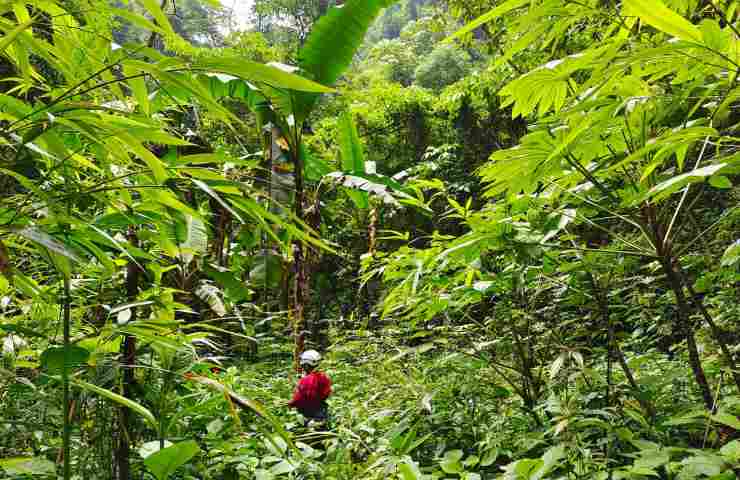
xmin=288 ymin=371 xmax=332 ymax=413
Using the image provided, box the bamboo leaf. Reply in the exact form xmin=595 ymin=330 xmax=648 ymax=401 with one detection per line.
xmin=446 ymin=0 xmax=530 ymax=42
xmin=0 ymin=18 xmax=35 ymax=55
xmin=72 ymin=379 xmax=158 ymax=431
xmin=15 ymin=227 xmax=81 ymax=263
xmin=191 ymin=179 xmax=245 ymax=224
xmin=187 ymin=375 xmax=300 ymax=455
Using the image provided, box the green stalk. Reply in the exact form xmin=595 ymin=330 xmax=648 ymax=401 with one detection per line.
xmin=62 ymin=275 xmax=71 ymax=480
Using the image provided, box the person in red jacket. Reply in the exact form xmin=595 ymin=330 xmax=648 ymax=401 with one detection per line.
xmin=288 ymin=350 xmax=332 ymax=426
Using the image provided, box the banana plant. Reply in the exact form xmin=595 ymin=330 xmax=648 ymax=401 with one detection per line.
xmin=0 ymin=1 xmax=341 ymax=478
xmin=200 ymin=0 xmax=398 ymax=367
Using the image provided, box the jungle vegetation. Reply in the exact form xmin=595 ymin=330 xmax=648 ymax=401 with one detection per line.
xmin=1 ymin=0 xmax=740 ymax=479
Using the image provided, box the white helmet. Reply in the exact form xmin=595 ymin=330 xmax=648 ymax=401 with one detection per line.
xmin=300 ymin=349 xmax=321 ymax=367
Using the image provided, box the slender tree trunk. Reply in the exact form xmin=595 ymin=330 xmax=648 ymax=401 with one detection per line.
xmin=679 ymin=267 xmax=740 ymax=393
xmin=291 ymin=133 xmax=308 ymax=370
xmin=587 ymin=272 xmax=655 ymax=417
xmin=661 ymin=258 xmax=715 ymax=410
xmin=62 ymin=276 xmax=71 ymax=480
xmin=318 ymin=0 xmax=330 ymax=16
xmin=210 ymin=199 xmax=231 ymax=267
xmin=117 ymin=227 xmax=140 ymax=480
xmin=644 ymin=204 xmax=714 ymax=411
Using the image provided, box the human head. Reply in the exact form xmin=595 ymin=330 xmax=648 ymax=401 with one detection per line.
xmin=299 ymin=349 xmax=321 ymax=372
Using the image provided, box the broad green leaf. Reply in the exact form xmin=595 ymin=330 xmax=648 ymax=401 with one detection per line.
xmin=73 ymin=379 xmax=158 ymax=430
xmin=138 ymin=0 xmax=179 ymax=41
xmin=720 ymin=440 xmax=740 ymax=462
xmin=139 ymin=440 xmax=174 ymax=459
xmin=531 ymin=445 xmax=565 ymax=480
xmin=709 ymin=175 xmax=732 ymax=189
xmin=292 ymin=0 xmax=393 ymax=119
xmin=193 ymin=58 xmax=332 ymax=93
xmin=711 ymin=412 xmax=740 ymax=430
xmin=40 ymin=346 xmax=90 ymax=374
xmin=399 ymin=458 xmax=424 ymax=480
xmin=146 ymin=189 xmax=201 ymax=220
xmin=634 ymin=449 xmax=670 ymax=470
xmin=298 ymin=0 xmax=394 ymax=87
xmin=679 ymin=454 xmax=725 ymax=478
xmin=118 ymin=132 xmax=169 ymax=183
xmin=338 ymin=111 xmax=365 ymax=175
xmin=624 ymin=0 xmax=702 ymax=42
xmin=270 ymin=460 xmax=295 ymax=475
xmin=179 ymin=215 xmax=208 ymax=265
xmin=441 ymin=449 xmax=464 ymax=474
xmin=645 ymin=164 xmax=727 ymax=202
xmin=721 ymin=240 xmax=740 ymax=267
xmin=144 ymin=440 xmax=200 ymax=480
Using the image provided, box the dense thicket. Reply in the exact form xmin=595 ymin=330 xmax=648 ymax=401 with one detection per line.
xmin=1 ymin=0 xmax=739 ymax=479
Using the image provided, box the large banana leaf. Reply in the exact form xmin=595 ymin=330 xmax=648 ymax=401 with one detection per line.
xmin=193 ymin=58 xmax=333 ymax=94
xmin=298 ymin=0 xmax=396 ymax=87
xmin=290 ymin=0 xmax=396 ymax=121
xmin=337 ymin=111 xmax=369 ymax=209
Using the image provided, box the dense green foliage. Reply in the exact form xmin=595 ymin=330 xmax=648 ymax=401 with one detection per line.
xmin=1 ymin=0 xmax=740 ymax=479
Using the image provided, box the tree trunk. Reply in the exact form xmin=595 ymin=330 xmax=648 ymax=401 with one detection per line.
xmin=291 ymin=138 xmax=308 ymax=370
xmin=679 ymin=267 xmax=740 ymax=394
xmin=210 ymin=199 xmax=231 ymax=267
xmin=661 ymin=258 xmax=715 ymax=410
xmin=116 ymin=227 xmax=140 ymax=480
xmin=588 ymin=272 xmax=655 ymax=417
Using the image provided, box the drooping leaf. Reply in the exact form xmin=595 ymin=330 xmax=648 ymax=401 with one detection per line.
xmin=73 ymin=379 xmax=158 ymax=430
xmin=194 ymin=57 xmax=333 ymax=93
xmin=446 ymin=0 xmax=530 ymax=42
xmin=15 ymin=227 xmax=82 ymax=263
xmin=644 ymin=164 xmax=727 ymax=202
xmin=179 ymin=215 xmax=208 ymax=265
xmin=195 ymin=281 xmax=227 ymax=317
xmin=298 ymin=0 xmax=395 ymax=87
xmin=191 ymin=179 xmax=245 ymax=224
